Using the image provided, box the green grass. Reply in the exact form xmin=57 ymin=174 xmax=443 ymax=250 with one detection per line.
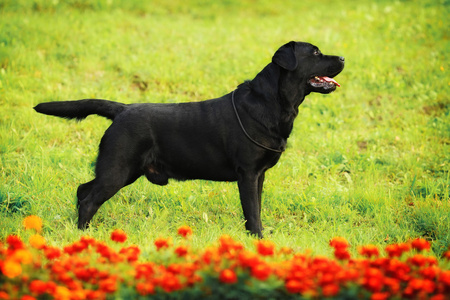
xmin=1 ymin=0 xmax=449 ymax=258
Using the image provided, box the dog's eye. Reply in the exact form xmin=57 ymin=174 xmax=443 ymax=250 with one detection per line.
xmin=313 ymin=49 xmax=321 ymax=56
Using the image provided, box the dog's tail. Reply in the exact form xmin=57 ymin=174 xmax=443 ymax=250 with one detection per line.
xmin=34 ymin=99 xmax=127 ymax=121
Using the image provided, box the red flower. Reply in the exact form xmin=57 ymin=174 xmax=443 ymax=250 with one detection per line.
xmin=322 ymin=283 xmax=340 ymax=297
xmin=438 ymin=270 xmax=450 ymax=287
xmin=119 ymin=245 xmax=141 ymax=262
xmin=99 ymin=276 xmax=117 ymax=294
xmin=154 ymin=238 xmax=170 ymax=250
xmin=255 ymin=240 xmax=275 ymax=256
xmin=29 ymin=280 xmax=47 ymax=295
xmin=111 ymin=229 xmax=127 ymax=243
xmin=251 ymin=261 xmax=272 ymax=281
xmin=219 ymin=269 xmax=237 ymax=284
xmin=6 ymin=235 xmax=24 ymax=250
xmin=238 ymin=251 xmax=260 ymax=268
xmin=160 ymin=273 xmax=182 ymax=292
xmin=177 ymin=225 xmax=193 ymax=238
xmin=329 ymin=237 xmax=349 ymax=250
xmin=411 ymin=238 xmax=430 ymax=251
xmin=408 ymin=254 xmax=427 ymax=267
xmin=363 ymin=268 xmax=385 ymax=293
xmin=219 ymin=235 xmax=243 ymax=255
xmin=371 ymin=292 xmax=389 ymax=300
xmin=443 ymin=249 xmax=450 ymax=260
xmin=174 ymin=245 xmax=189 ymax=257
xmin=334 ymin=248 xmax=351 ymax=260
xmin=385 ymin=243 xmax=411 ymax=258
xmin=359 ymin=244 xmax=380 ymax=258
xmin=136 ymin=282 xmax=155 ymax=296
xmin=285 ymin=279 xmax=303 ymax=294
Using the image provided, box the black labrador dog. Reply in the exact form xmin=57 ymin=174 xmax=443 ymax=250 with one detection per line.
xmin=35 ymin=41 xmax=344 ymax=238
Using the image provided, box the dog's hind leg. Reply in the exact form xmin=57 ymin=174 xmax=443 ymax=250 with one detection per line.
xmin=77 ymin=128 xmax=143 ymax=229
xmin=77 ymin=169 xmax=141 ymax=229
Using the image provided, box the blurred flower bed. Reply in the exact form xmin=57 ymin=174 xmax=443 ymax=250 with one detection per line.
xmin=1 ymin=216 xmax=449 ymax=299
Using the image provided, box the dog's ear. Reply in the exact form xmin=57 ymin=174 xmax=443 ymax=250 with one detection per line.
xmin=272 ymin=41 xmax=298 ymax=71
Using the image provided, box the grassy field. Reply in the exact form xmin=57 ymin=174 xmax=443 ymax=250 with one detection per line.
xmin=0 ymin=0 xmax=448 ymax=258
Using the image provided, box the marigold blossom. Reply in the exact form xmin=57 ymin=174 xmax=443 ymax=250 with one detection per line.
xmin=255 ymin=240 xmax=275 ymax=256
xmin=251 ymin=261 xmax=272 ymax=281
xmin=329 ymin=237 xmax=349 ymax=249
xmin=174 ymin=245 xmax=189 ymax=257
xmin=1 ymin=259 xmax=22 ymax=278
xmin=23 ymin=215 xmax=43 ymax=232
xmin=44 ymin=246 xmax=61 ymax=260
xmin=359 ymin=244 xmax=380 ymax=258
xmin=111 ymin=229 xmax=127 ymax=243
xmin=334 ymin=248 xmax=351 ymax=260
xmin=11 ymin=249 xmax=33 ymax=264
xmin=285 ymin=279 xmax=304 ymax=294
xmin=6 ymin=235 xmax=24 ymax=250
xmin=411 ymin=238 xmax=431 ymax=251
xmin=29 ymin=280 xmax=48 ymax=295
xmin=29 ymin=234 xmax=46 ymax=249
xmin=154 ymin=238 xmax=170 ymax=250
xmin=219 ymin=269 xmax=238 ymax=284
xmin=177 ymin=225 xmax=193 ymax=238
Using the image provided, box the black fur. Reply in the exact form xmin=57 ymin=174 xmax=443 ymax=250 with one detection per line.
xmin=35 ymin=41 xmax=344 ymax=238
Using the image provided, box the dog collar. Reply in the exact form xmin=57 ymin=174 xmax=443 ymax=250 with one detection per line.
xmin=231 ymin=90 xmax=285 ymax=153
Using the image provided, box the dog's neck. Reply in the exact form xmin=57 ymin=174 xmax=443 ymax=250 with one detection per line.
xmin=246 ymin=63 xmax=306 ymax=140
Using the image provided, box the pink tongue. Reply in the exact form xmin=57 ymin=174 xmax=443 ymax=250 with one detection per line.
xmin=321 ymin=76 xmax=341 ymax=87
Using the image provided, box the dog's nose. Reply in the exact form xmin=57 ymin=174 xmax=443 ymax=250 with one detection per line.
xmin=339 ymin=56 xmax=345 ymax=63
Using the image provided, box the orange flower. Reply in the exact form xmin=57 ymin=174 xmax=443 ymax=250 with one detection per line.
xmin=111 ymin=229 xmax=127 ymax=243
xmin=177 ymin=225 xmax=193 ymax=238
xmin=54 ymin=286 xmax=71 ymax=300
xmin=219 ymin=269 xmax=237 ymax=284
xmin=0 ymin=291 xmax=9 ymax=300
xmin=29 ymin=234 xmax=46 ymax=249
xmin=23 ymin=215 xmax=43 ymax=232
xmin=255 ymin=240 xmax=275 ymax=256
xmin=1 ymin=259 xmax=22 ymax=278
xmin=11 ymin=249 xmax=33 ymax=264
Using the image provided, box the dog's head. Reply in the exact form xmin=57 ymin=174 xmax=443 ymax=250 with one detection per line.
xmin=272 ymin=41 xmax=345 ymax=95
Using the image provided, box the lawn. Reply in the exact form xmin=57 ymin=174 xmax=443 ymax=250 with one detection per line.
xmin=0 ymin=0 xmax=448 ymax=261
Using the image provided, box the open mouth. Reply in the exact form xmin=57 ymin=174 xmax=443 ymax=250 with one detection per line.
xmin=309 ymin=76 xmax=341 ymax=89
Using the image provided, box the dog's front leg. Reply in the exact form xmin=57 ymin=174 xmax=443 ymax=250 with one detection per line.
xmin=238 ymin=173 xmax=264 ymax=238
